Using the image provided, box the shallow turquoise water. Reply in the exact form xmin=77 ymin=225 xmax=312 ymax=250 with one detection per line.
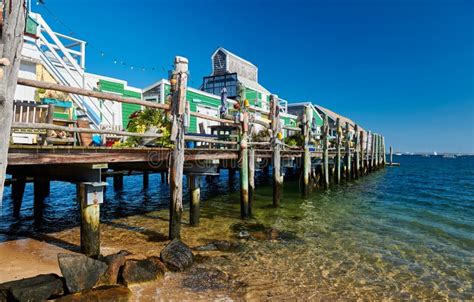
xmin=1 ymin=155 xmax=473 ymax=299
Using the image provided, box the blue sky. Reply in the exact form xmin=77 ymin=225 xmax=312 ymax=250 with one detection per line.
xmin=34 ymin=0 xmax=473 ymax=153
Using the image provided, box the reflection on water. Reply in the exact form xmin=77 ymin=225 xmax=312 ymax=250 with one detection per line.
xmin=1 ymin=156 xmax=473 ymax=300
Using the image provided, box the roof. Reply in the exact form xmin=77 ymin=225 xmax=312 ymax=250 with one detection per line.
xmin=287 ymin=102 xmax=323 ymax=122
xmin=238 ymin=76 xmax=270 ymax=95
xmin=211 ymin=47 xmax=257 ymax=69
xmin=314 ymin=104 xmax=366 ymax=133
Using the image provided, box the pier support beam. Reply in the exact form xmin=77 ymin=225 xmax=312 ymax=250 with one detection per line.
xmin=335 ymin=118 xmax=342 ymax=184
xmin=0 ymin=0 xmax=27 ymax=205
xmin=270 ymin=95 xmax=283 ymax=207
xmin=375 ymin=134 xmax=379 ymax=169
xmin=169 ymin=56 xmax=188 ymax=240
xmin=345 ymin=122 xmax=351 ymax=180
xmin=11 ymin=175 xmax=26 ymax=218
xmin=143 ymin=171 xmax=149 ymax=188
xmin=354 ymin=125 xmax=360 ymax=179
xmin=34 ymin=178 xmax=49 ymax=225
xmin=323 ymin=114 xmax=330 ymax=189
xmin=370 ymin=133 xmax=375 ymax=172
xmin=78 ymin=182 xmax=106 ymax=258
xmin=248 ymin=147 xmax=255 ymax=216
xmin=382 ymin=136 xmax=386 ymax=167
xmin=240 ymin=111 xmax=250 ymax=219
xmin=366 ymin=131 xmax=371 ymax=173
xmin=113 ymin=172 xmax=123 ymax=190
xmin=390 ymin=146 xmax=393 ymax=165
xmin=360 ymin=130 xmax=365 ymax=175
xmin=302 ymin=105 xmax=312 ymax=197
xmin=189 ymin=175 xmax=200 ymax=226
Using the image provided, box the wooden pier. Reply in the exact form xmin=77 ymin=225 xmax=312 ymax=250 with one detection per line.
xmin=0 ymin=5 xmax=387 ymax=257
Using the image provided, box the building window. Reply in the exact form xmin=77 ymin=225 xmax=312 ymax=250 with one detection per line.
xmin=202 ymin=73 xmax=238 ymax=97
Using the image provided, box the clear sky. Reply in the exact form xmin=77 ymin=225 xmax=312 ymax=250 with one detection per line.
xmin=33 ymin=0 xmax=473 ymax=153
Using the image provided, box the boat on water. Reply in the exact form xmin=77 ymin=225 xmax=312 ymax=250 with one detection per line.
xmin=443 ymin=154 xmax=456 ymax=158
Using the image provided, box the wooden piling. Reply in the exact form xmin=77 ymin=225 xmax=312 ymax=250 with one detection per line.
xmin=323 ymin=114 xmax=330 ymax=189
xmin=11 ymin=176 xmax=26 ymax=218
xmin=270 ymin=95 xmax=282 ymax=207
xmin=33 ymin=178 xmax=47 ymax=225
xmin=366 ymin=130 xmax=371 ymax=172
xmin=360 ymin=130 xmax=365 ymax=175
xmin=382 ymin=136 xmax=386 ymax=167
xmin=354 ymin=124 xmax=360 ymax=179
xmin=189 ymin=175 xmax=200 ymax=226
xmin=248 ymin=147 xmax=255 ymax=216
xmin=143 ymin=171 xmax=149 ymax=188
xmin=169 ymin=56 xmax=188 ymax=240
xmin=113 ymin=172 xmax=123 ymax=190
xmin=0 ymin=0 xmax=27 ymax=204
xmin=375 ymin=134 xmax=380 ymax=170
xmin=78 ymin=182 xmax=104 ymax=258
xmin=345 ymin=122 xmax=351 ymax=180
xmin=335 ymin=118 xmax=342 ymax=184
xmin=370 ymin=133 xmax=376 ymax=171
xmin=390 ymin=146 xmax=393 ymax=165
xmin=240 ymin=111 xmax=250 ymax=219
xmin=302 ymin=105 xmax=312 ymax=197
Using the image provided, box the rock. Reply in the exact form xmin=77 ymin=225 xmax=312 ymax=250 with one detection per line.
xmin=120 ymin=257 xmax=165 ymax=286
xmin=182 ymin=266 xmax=230 ymax=292
xmin=97 ymin=251 xmax=128 ymax=286
xmin=0 ymin=274 xmax=64 ymax=302
xmin=160 ymin=239 xmax=194 ymax=272
xmin=54 ymin=286 xmax=130 ymax=302
xmin=237 ymin=231 xmax=250 ymax=239
xmin=193 ymin=240 xmax=243 ymax=252
xmin=58 ymin=253 xmax=108 ymax=294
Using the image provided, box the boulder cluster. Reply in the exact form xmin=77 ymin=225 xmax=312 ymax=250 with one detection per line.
xmin=0 ymin=239 xmax=194 ymax=302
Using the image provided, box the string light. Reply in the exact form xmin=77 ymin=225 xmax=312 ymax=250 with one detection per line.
xmin=35 ymin=1 xmax=166 ymax=74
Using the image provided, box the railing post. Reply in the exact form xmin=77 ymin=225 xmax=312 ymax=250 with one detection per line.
xmin=323 ymin=114 xmax=330 ymax=189
xmin=169 ymin=56 xmax=188 ymax=240
xmin=240 ymin=111 xmax=250 ymax=219
xmin=0 ymin=0 xmax=26 ymax=204
xmin=345 ymin=122 xmax=351 ymax=180
xmin=270 ymin=95 xmax=282 ymax=207
xmin=335 ymin=118 xmax=342 ymax=184
xmin=302 ymin=105 xmax=312 ymax=197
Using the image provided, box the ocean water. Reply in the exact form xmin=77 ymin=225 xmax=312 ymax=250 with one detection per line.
xmin=1 ymin=155 xmax=473 ymax=299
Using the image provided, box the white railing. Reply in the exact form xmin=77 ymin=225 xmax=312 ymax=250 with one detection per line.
xmin=29 ymin=13 xmax=116 ymax=129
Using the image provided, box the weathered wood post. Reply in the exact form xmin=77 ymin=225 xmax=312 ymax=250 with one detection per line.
xmin=248 ymin=146 xmax=255 ymax=216
xmin=302 ymin=105 xmax=312 ymax=197
xmin=0 ymin=0 xmax=27 ymax=204
xmin=78 ymin=182 xmax=105 ymax=258
xmin=354 ymin=124 xmax=360 ymax=179
xmin=12 ymin=175 xmax=26 ymax=217
xmin=382 ymin=136 xmax=386 ymax=167
xmin=335 ymin=117 xmax=342 ymax=184
xmin=360 ymin=130 xmax=365 ymax=175
xmin=143 ymin=171 xmax=149 ymax=188
xmin=113 ymin=171 xmax=123 ymax=190
xmin=189 ymin=175 xmax=200 ymax=226
xmin=370 ymin=133 xmax=376 ymax=171
xmin=323 ymin=114 xmax=330 ymax=189
xmin=366 ymin=130 xmax=371 ymax=173
xmin=270 ymin=95 xmax=283 ymax=207
xmin=169 ymin=56 xmax=188 ymax=240
xmin=375 ymin=134 xmax=379 ymax=169
xmin=390 ymin=146 xmax=393 ymax=165
xmin=240 ymin=111 xmax=250 ymax=219
xmin=345 ymin=122 xmax=351 ymax=180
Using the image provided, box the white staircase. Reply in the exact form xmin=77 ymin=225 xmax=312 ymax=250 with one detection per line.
xmin=25 ymin=12 xmax=116 ymax=129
